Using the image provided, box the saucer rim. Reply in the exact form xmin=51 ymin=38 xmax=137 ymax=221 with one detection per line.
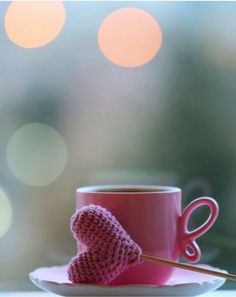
xmin=29 ymin=264 xmax=227 ymax=288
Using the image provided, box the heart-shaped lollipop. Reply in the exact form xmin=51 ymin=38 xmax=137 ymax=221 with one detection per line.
xmin=68 ymin=205 xmax=236 ymax=285
xmin=67 ymin=205 xmax=142 ymax=285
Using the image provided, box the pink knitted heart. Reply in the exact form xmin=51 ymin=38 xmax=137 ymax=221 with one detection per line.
xmin=67 ymin=205 xmax=142 ymax=285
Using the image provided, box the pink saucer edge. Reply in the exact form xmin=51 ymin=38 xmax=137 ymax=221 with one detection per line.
xmin=29 ymin=264 xmax=227 ymax=287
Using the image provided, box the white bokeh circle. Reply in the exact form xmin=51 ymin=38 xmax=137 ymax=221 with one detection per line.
xmin=7 ymin=123 xmax=67 ymax=186
xmin=0 ymin=187 xmax=13 ymax=239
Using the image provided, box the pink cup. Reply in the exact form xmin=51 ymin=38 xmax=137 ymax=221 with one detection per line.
xmin=76 ymin=185 xmax=219 ymax=285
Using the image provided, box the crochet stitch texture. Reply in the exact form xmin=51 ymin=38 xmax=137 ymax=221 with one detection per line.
xmin=67 ymin=205 xmax=142 ymax=284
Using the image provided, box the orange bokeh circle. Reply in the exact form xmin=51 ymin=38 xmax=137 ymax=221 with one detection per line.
xmin=5 ymin=1 xmax=66 ymax=49
xmin=98 ymin=8 xmax=162 ymax=67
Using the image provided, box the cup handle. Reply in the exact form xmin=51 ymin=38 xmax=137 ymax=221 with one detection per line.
xmin=179 ymin=197 xmax=219 ymax=263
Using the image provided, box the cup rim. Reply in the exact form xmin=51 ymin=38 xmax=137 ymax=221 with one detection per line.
xmin=76 ymin=185 xmax=181 ymax=194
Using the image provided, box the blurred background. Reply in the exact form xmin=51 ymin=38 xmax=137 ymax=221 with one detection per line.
xmin=1 ymin=1 xmax=236 ymax=290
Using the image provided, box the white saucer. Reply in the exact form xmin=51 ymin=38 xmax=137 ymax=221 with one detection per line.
xmin=29 ymin=264 xmax=226 ymax=296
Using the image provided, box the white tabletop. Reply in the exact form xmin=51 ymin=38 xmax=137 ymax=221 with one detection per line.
xmin=0 ymin=291 xmax=236 ymax=297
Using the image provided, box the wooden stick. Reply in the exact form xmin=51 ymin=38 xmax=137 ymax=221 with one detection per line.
xmin=141 ymin=254 xmax=236 ymax=282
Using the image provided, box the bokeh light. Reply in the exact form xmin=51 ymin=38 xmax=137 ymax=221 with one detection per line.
xmin=98 ymin=8 xmax=162 ymax=67
xmin=0 ymin=187 xmax=13 ymax=239
xmin=7 ymin=123 xmax=67 ymax=186
xmin=4 ymin=1 xmax=66 ymax=48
